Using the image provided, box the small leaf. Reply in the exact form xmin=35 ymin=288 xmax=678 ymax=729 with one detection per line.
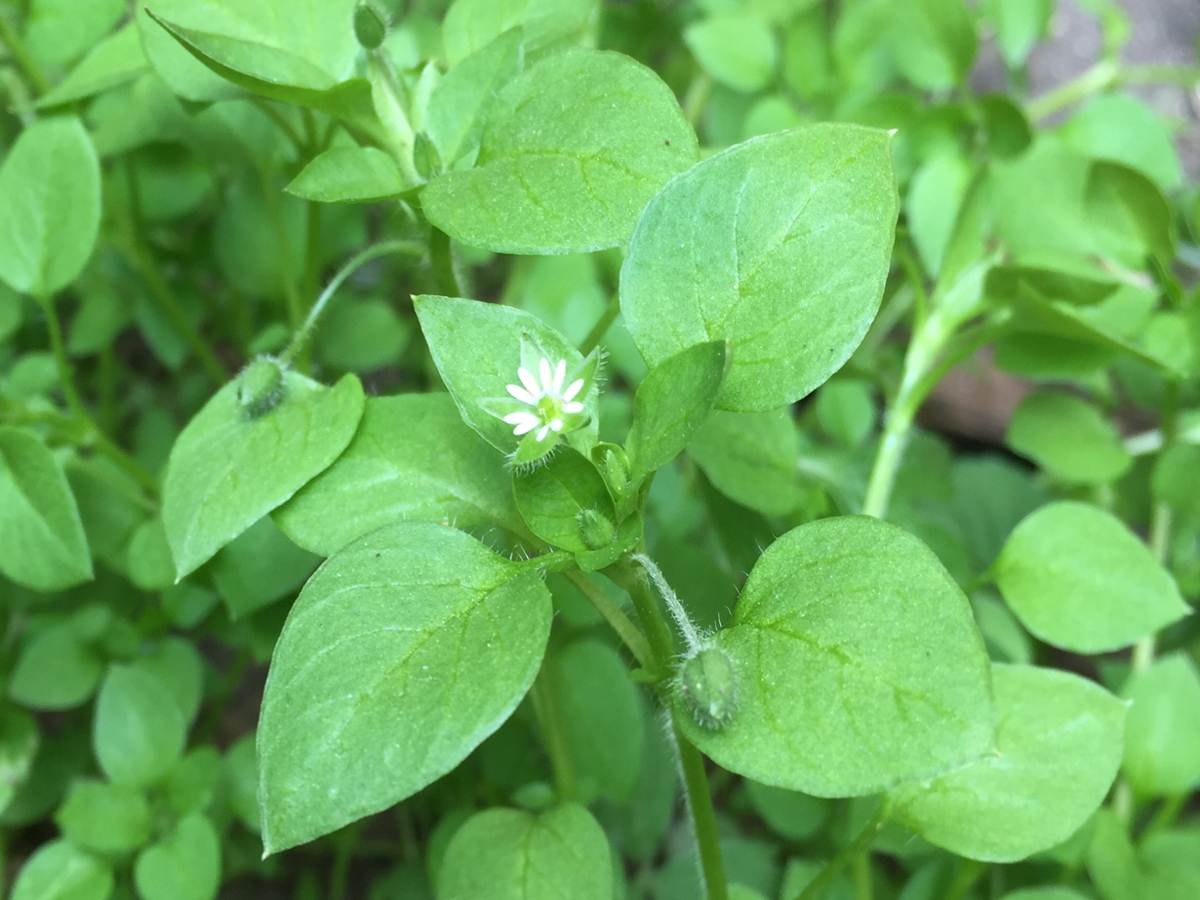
xmin=0 ymin=117 xmax=101 ymax=297
xmin=276 ymin=393 xmax=522 ymax=556
xmin=127 ymin=518 xmax=176 ymax=592
xmin=888 ymin=0 xmax=979 ymax=91
xmin=210 ymin=516 xmax=320 ymax=619
xmin=621 ymin=124 xmax=897 ymax=412
xmin=286 ymin=146 xmax=409 ymax=203
xmin=56 ymin=780 xmax=153 ymax=854
xmin=437 ymin=803 xmax=613 ymax=900
xmin=131 ymin=638 xmax=205 ymax=728
xmin=441 ymin=0 xmax=595 ymax=65
xmin=0 ymin=708 xmax=39 ymax=814
xmin=258 ymin=522 xmax=553 ymax=853
xmin=684 ymin=13 xmax=777 ymax=93
xmin=995 ymin=501 xmax=1189 ymax=654
xmin=162 ymin=371 xmax=365 ymax=578
xmin=93 ymin=665 xmax=186 ymax=788
xmin=316 ymin=297 xmax=412 ymax=372
xmin=1005 ymin=390 xmax=1132 ymax=484
xmin=688 ymin=409 xmax=807 ymax=517
xmin=421 ymin=48 xmax=698 ymax=254
xmin=136 ymin=6 xmax=244 ymax=103
xmin=627 ymin=341 xmax=726 ymax=485
xmin=679 ymin=516 xmax=995 ymax=797
xmin=8 ymin=624 xmax=104 ymax=711
xmin=10 ymin=840 xmax=113 ymax=900
xmin=426 ymin=28 xmax=524 ymax=168
xmin=886 ymin=663 xmax=1126 ymax=863
xmin=23 ymin=0 xmax=124 ymax=68
xmin=745 ymin=780 xmax=829 ymax=842
xmin=134 ymin=813 xmax=221 ymax=900
xmin=982 ymin=0 xmax=1053 ymax=68
xmin=1121 ymin=653 xmax=1200 ymax=797
xmin=413 ymin=294 xmax=599 ymax=456
xmin=513 ymin=448 xmax=613 ymax=554
xmin=36 ymin=22 xmax=147 ymax=108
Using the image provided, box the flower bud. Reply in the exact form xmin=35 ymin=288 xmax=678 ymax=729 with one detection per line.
xmin=678 ymin=645 xmax=739 ymax=731
xmin=577 ymin=508 xmax=616 ymax=550
xmin=237 ymin=356 xmax=287 ymax=419
xmin=354 ymin=2 xmax=388 ymax=50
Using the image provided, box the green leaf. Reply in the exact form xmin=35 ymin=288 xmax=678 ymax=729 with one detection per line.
xmin=982 ymin=0 xmax=1052 ymax=68
xmin=906 ymin=151 xmax=975 ymax=276
xmin=437 ymin=803 xmax=613 ymax=900
xmin=162 ymin=371 xmax=365 ymax=579
xmin=285 ymin=147 xmax=409 ymax=203
xmin=1153 ymin=443 xmax=1200 ymax=516
xmin=36 ymin=22 xmax=148 ymax=108
xmin=0 ymin=117 xmax=101 ymax=297
xmin=427 ymin=28 xmax=524 ymax=168
xmin=514 ymin=447 xmax=614 ymax=553
xmin=1005 ymin=390 xmax=1132 ymax=484
xmin=131 ymin=638 xmax=205 ymax=727
xmin=8 ymin=623 xmax=103 ymax=711
xmin=745 ymin=780 xmax=829 ymax=842
xmin=23 ymin=0 xmax=124 ymax=69
xmin=224 ymin=736 xmax=260 ymax=832
xmin=1058 ymin=93 xmax=1183 ymax=191
xmin=10 ymin=840 xmax=113 ymax=900
xmin=135 ymin=6 xmax=244 ymax=103
xmin=316 ymin=297 xmax=412 ymax=372
xmin=549 ymin=640 xmax=645 ymax=804
xmin=127 ymin=518 xmax=176 ymax=592
xmin=165 ymin=747 xmax=221 ymax=816
xmin=1000 ymin=890 xmax=1092 ymax=900
xmin=684 ymin=13 xmax=778 ymax=92
xmin=441 ymin=0 xmax=595 ymax=65
xmin=1085 ymin=160 xmax=1175 ymax=266
xmin=276 ymin=394 xmax=521 ymax=556
xmin=627 ymin=341 xmax=726 ymax=485
xmin=421 ymin=48 xmax=698 ymax=254
xmin=888 ymin=0 xmax=978 ymax=90
xmin=93 ymin=665 xmax=186 ymax=788
xmin=1120 ymin=653 xmax=1200 ymax=797
xmin=887 ymin=663 xmax=1126 ymax=862
xmin=621 ymin=124 xmax=897 ymax=412
xmin=815 ymin=378 xmax=875 ymax=448
xmin=994 ymin=501 xmax=1189 ymax=654
xmin=258 ymin=522 xmax=553 ymax=853
xmin=0 ymin=707 xmax=39 ymax=814
xmin=211 ymin=516 xmax=320 ymax=619
xmin=134 ymin=813 xmax=221 ymax=900
xmin=56 ymin=780 xmax=153 ymax=854
xmin=413 ymin=294 xmax=599 ymax=460
xmin=679 ymin=516 xmax=995 ymax=797
xmin=688 ymin=409 xmax=807 ymax=516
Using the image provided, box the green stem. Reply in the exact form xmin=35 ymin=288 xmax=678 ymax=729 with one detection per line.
xmin=530 ymin=667 xmax=577 ymax=800
xmin=295 ymin=200 xmax=324 ymax=373
xmin=563 ymin=570 xmax=654 ymax=671
xmin=853 ymin=851 xmax=872 ymax=900
xmin=251 ymin=98 xmax=306 ymax=154
xmin=429 ymin=226 xmax=461 ymax=297
xmin=257 ymin=165 xmax=305 ymax=330
xmin=370 ymin=50 xmax=422 ymax=185
xmin=792 ymin=805 xmax=884 ymax=900
xmin=1026 ymin=59 xmax=1119 ymax=121
xmin=37 ymin=294 xmax=86 ymax=420
xmin=684 ymin=73 xmax=715 ymax=129
xmin=279 ymin=240 xmax=424 ymax=365
xmin=0 ymin=11 xmax=50 ymax=95
xmin=579 ymin=294 xmax=620 ymax=354
xmin=611 ymin=565 xmax=677 ymax=678
xmin=674 ymin=722 xmax=729 ymax=900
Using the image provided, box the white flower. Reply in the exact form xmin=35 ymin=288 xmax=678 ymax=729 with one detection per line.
xmin=502 ymin=357 xmax=586 ymax=442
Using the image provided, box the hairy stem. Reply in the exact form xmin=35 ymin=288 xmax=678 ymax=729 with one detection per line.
xmin=632 ymin=552 xmax=703 ymax=654
xmin=563 ymin=571 xmax=654 ymax=671
xmin=674 ymin=722 xmax=729 ymax=900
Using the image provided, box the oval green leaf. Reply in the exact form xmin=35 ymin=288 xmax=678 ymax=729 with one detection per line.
xmin=11 ymin=839 xmax=113 ymax=900
xmin=679 ymin=516 xmax=995 ymax=797
xmin=621 ymin=124 xmax=898 ymax=412
xmin=0 ymin=117 xmax=101 ymax=297
xmin=886 ymin=663 xmax=1126 ymax=862
xmin=437 ymin=802 xmax=613 ymax=900
xmin=93 ymin=665 xmax=186 ymax=788
xmin=1121 ymin=653 xmax=1200 ymax=797
xmin=285 ymin=146 xmax=409 ymax=203
xmin=0 ymin=428 xmax=92 ymax=592
xmin=162 ymin=371 xmax=365 ymax=579
xmin=421 ymin=48 xmax=698 ymax=254
xmin=275 ymin=394 xmax=520 ymax=556
xmin=258 ymin=521 xmax=553 ymax=853
xmin=134 ymin=813 xmax=220 ymax=900
xmin=995 ymin=501 xmax=1189 ymax=654
xmin=1006 ymin=390 xmax=1132 ymax=484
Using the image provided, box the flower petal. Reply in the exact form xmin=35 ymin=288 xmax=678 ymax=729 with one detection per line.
xmin=563 ymin=401 xmax=585 ymax=414
xmin=549 ymin=418 xmax=563 ymax=432
xmin=506 ymin=383 xmax=536 ymax=404
xmin=517 ymin=366 xmax=541 ymax=398
xmin=536 ymin=423 xmax=551 ymax=441
xmin=505 ymin=412 xmax=539 ymax=435
xmin=563 ymin=378 xmax=585 ymax=402
xmin=538 ymin=358 xmax=553 ymax=393
xmin=552 ymin=359 xmax=566 ymax=394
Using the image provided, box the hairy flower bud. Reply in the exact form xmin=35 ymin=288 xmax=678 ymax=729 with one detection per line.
xmin=678 ymin=645 xmax=739 ymax=731
xmin=353 ymin=2 xmax=388 ymax=50
xmin=237 ymin=356 xmax=287 ymax=419
xmin=577 ymin=508 xmax=617 ymax=551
